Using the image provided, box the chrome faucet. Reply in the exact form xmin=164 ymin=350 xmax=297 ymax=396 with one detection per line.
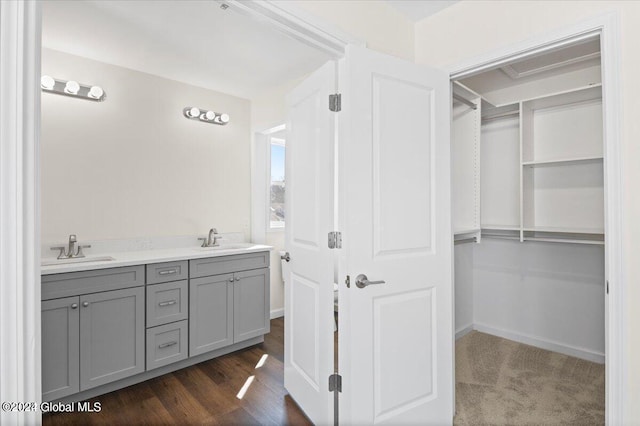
xmin=68 ymin=234 xmax=77 ymax=256
xmin=51 ymin=234 xmax=91 ymax=259
xmin=199 ymin=228 xmax=222 ymax=247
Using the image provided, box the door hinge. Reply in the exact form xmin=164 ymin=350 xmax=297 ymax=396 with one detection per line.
xmin=328 ymin=231 xmax=342 ymax=249
xmin=329 ymin=373 xmax=342 ymax=392
xmin=606 ymin=280 xmax=609 ymax=294
xmin=329 ymin=94 xmax=341 ymax=112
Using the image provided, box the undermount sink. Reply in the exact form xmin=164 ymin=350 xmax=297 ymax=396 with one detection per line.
xmin=194 ymin=243 xmax=255 ymax=251
xmin=41 ymin=256 xmax=115 ymax=266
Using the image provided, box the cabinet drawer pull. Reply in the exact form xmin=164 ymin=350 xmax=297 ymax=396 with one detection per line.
xmin=158 ymin=269 xmax=178 ymax=275
xmin=82 ymin=301 xmax=90 ymax=307
xmin=70 ymin=303 xmax=78 ymax=309
xmin=158 ymin=341 xmax=178 ymax=349
xmin=158 ymin=300 xmax=177 ymax=307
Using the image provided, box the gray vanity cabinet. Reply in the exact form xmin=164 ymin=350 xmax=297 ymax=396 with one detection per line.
xmin=189 ymin=273 xmax=234 ymax=356
xmin=42 ymin=296 xmax=80 ymax=401
xmin=41 ymin=266 xmax=145 ymax=400
xmin=41 ymin=252 xmax=270 ymax=401
xmin=234 ymin=268 xmax=270 ymax=342
xmin=79 ymin=287 xmax=145 ymax=390
xmin=189 ymin=252 xmax=271 ymax=356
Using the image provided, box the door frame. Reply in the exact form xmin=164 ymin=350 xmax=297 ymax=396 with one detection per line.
xmin=0 ymin=1 xmax=42 ymax=424
xmin=2 ymin=1 xmax=354 ymax=424
xmin=447 ymin=12 xmax=624 ymax=426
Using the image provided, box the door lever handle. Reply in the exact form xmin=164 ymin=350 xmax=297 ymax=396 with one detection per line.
xmin=281 ymin=252 xmax=291 ymax=262
xmin=355 ymin=274 xmax=386 ymax=289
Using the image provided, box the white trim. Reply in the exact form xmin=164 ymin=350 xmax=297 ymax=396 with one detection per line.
xmin=251 ymin=131 xmax=269 ymax=244
xmin=220 ymin=0 xmax=361 ymax=58
xmin=455 ymin=324 xmax=474 ymax=340
xmin=473 ymin=323 xmax=605 ymax=364
xmin=447 ymin=12 xmax=624 ymax=425
xmin=0 ymin=1 xmax=42 ymax=424
xmin=270 ymin=308 xmax=285 ymax=319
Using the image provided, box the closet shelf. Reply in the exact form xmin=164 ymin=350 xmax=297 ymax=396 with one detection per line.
xmin=523 ymin=237 xmax=604 ymax=245
xmin=522 ymin=156 xmax=603 ymax=167
xmin=523 ymin=228 xmax=604 ymax=245
xmin=481 ymin=225 xmax=520 ymax=231
xmin=522 ymin=226 xmax=604 ymax=234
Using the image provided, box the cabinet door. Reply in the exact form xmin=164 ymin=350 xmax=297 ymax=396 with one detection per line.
xmin=189 ymin=273 xmax=234 ymax=356
xmin=234 ymin=268 xmax=270 ymax=342
xmin=80 ymin=287 xmax=145 ymax=391
xmin=42 ymin=297 xmax=80 ymax=401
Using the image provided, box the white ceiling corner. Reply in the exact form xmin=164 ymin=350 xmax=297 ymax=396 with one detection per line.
xmin=384 ymin=0 xmax=460 ymax=22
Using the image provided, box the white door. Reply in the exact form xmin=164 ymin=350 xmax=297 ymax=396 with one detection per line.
xmin=284 ymin=61 xmax=336 ymax=425
xmin=338 ymin=45 xmax=453 ymax=424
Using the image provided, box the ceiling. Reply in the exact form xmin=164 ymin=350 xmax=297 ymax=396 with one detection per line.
xmin=459 ymin=38 xmax=602 ymax=106
xmin=41 ymin=0 xmax=333 ymax=99
xmin=384 ymin=0 xmax=460 ymax=22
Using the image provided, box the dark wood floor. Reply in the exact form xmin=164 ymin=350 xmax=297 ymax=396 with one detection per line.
xmin=44 ymin=318 xmax=312 ymax=425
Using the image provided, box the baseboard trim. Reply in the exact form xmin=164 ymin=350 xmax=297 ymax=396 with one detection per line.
xmin=473 ymin=323 xmax=605 ymax=364
xmin=270 ymin=308 xmax=284 ymax=319
xmin=455 ymin=324 xmax=474 ymax=340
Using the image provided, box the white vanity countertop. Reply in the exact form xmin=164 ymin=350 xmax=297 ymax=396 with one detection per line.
xmin=41 ymin=234 xmax=273 ymax=275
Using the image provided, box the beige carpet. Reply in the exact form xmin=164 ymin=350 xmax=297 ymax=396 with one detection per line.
xmin=454 ymin=331 xmax=604 ymax=425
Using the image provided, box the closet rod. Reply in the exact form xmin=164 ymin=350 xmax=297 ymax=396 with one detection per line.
xmin=452 ymin=93 xmax=477 ymax=110
xmin=454 ymin=237 xmax=477 ymax=245
xmin=481 ymin=110 xmax=519 ymax=122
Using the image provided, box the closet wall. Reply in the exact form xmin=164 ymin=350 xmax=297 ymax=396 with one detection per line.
xmin=452 ymin=50 xmax=605 ymax=363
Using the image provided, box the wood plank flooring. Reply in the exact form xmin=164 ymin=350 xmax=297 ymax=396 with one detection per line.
xmin=43 ymin=318 xmax=312 ymax=426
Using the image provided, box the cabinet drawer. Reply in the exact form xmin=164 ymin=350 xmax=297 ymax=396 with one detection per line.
xmin=190 ymin=252 xmax=269 ymax=279
xmin=146 ymin=261 xmax=188 ymax=285
xmin=146 ymin=320 xmax=188 ymax=370
xmin=146 ymin=280 xmax=188 ymax=327
xmin=42 ymin=266 xmax=145 ymax=300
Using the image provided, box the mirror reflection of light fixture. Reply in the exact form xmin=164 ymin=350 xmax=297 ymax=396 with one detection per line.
xmin=40 ymin=76 xmax=106 ymax=102
xmin=183 ymin=106 xmax=230 ymax=125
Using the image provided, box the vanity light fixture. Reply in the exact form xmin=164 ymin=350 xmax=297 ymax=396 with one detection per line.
xmin=40 ymin=75 xmax=106 ymax=102
xmin=183 ymin=106 xmax=230 ymax=125
xmin=64 ymin=80 xmax=80 ymax=95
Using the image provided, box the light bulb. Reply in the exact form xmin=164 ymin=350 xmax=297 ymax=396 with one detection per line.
xmin=218 ymin=113 xmax=230 ymax=124
xmin=187 ymin=107 xmax=200 ymax=118
xmin=64 ymin=80 xmax=80 ymax=95
xmin=204 ymin=111 xmax=216 ymax=121
xmin=88 ymin=86 xmax=104 ymax=99
xmin=41 ymin=75 xmax=55 ymax=90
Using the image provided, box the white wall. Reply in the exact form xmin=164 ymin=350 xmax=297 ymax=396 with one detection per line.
xmin=473 ymin=239 xmax=604 ymax=361
xmin=415 ymin=2 xmax=640 ymax=416
xmin=41 ymin=48 xmax=251 ymax=244
xmin=454 ymin=243 xmax=474 ymax=337
xmin=289 ymin=0 xmax=414 ymax=61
